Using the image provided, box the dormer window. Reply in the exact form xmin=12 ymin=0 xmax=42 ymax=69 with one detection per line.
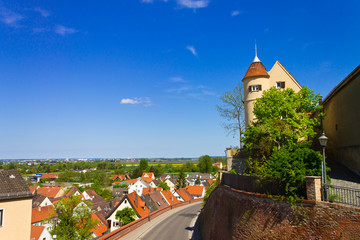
xmin=276 ymin=82 xmax=285 ymax=89
xmin=249 ymin=85 xmax=262 ymax=92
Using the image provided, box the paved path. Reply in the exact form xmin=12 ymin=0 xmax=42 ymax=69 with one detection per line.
xmin=119 ymin=202 xmax=202 ymax=240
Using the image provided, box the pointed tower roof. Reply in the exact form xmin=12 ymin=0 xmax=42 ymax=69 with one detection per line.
xmin=242 ymin=43 xmax=269 ymax=80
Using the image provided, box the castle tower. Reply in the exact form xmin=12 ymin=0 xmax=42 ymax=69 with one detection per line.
xmin=242 ymin=45 xmax=302 ymax=128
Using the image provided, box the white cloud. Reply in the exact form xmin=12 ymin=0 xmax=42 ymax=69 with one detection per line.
xmin=165 ymin=85 xmax=216 ymax=99
xmin=54 ymin=25 xmax=77 ymax=36
xmin=169 ymin=77 xmax=186 ymax=83
xmin=34 ymin=7 xmax=50 ymax=17
xmin=177 ymin=0 xmax=209 ymax=9
xmin=0 ymin=6 xmax=23 ymax=27
xmin=231 ymin=10 xmax=241 ymax=17
xmin=120 ymin=97 xmax=152 ymax=107
xmin=186 ymin=45 xmax=197 ymax=56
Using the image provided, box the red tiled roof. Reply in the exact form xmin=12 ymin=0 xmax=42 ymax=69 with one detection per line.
xmin=31 ymin=205 xmax=56 ymax=223
xmin=142 ymin=177 xmax=153 ymax=183
xmin=127 ymin=192 xmax=149 ymax=218
xmin=112 ymin=174 xmax=126 ymax=181
xmin=66 ymin=186 xmax=82 ymax=197
xmin=124 ymin=179 xmax=138 ymax=185
xmin=91 ymin=213 xmax=108 ymax=237
xmin=30 ymin=225 xmax=45 ymax=240
xmin=208 ymin=180 xmax=216 ymax=185
xmin=40 ymin=174 xmax=58 ymax=179
xmin=142 ymin=187 xmax=161 ymax=195
xmin=243 ymin=61 xmax=269 ymax=80
xmin=161 ymin=190 xmax=180 ymax=205
xmin=186 ymin=186 xmax=204 ymax=196
xmin=37 ymin=187 xmax=64 ymax=198
xmin=176 ymin=188 xmax=193 ymax=202
xmin=28 ymin=185 xmax=39 ymax=194
xmin=142 ymin=172 xmax=154 ymax=179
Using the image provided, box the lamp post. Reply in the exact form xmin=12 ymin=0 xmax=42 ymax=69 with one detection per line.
xmin=319 ymin=132 xmax=328 ymax=201
xmin=52 ymin=216 xmax=58 ymax=239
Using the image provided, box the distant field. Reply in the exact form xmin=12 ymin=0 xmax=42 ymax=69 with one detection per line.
xmin=124 ymin=163 xmax=192 ymax=167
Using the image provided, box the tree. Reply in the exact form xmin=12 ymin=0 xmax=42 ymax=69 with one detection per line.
xmin=198 ymin=155 xmax=212 ymax=173
xmin=217 ymin=82 xmax=245 ymax=148
xmin=131 ymin=167 xmax=143 ymax=179
xmin=244 ymin=87 xmax=323 ymax=158
xmin=158 ymin=181 xmax=170 ymax=190
xmin=139 ymin=159 xmax=149 ymax=171
xmin=53 ymin=196 xmax=97 ymax=240
xmin=176 ymin=169 xmax=187 ymax=189
xmin=115 ymin=207 xmax=137 ymax=226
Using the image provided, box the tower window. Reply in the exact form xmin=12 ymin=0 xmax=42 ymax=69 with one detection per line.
xmin=249 ymin=85 xmax=262 ymax=92
xmin=276 ymin=82 xmax=285 ymax=89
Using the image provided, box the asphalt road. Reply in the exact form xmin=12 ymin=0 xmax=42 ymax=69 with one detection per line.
xmin=119 ymin=202 xmax=202 ymax=240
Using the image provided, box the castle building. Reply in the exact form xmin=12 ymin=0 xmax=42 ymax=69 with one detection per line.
xmin=242 ymin=48 xmax=302 ymax=128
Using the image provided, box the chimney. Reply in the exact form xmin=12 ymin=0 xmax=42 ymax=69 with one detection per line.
xmin=135 ymin=194 xmax=138 ymax=208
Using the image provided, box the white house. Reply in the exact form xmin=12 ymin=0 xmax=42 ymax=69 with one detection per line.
xmin=128 ymin=178 xmax=149 ymax=196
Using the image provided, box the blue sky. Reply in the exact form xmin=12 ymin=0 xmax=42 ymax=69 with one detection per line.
xmin=0 ymin=0 xmax=359 ymax=159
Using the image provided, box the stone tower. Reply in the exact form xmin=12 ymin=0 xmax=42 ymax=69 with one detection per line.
xmin=242 ymin=46 xmax=302 ymax=128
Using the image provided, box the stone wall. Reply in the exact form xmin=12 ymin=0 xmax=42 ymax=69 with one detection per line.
xmin=200 ymin=185 xmax=360 ymax=240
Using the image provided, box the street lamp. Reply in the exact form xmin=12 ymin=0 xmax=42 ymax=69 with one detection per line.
xmin=319 ymin=132 xmax=328 ymax=201
xmin=52 ymin=216 xmax=58 ymax=239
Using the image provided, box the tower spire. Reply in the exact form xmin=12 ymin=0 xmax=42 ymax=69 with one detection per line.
xmin=253 ymin=40 xmax=260 ymax=62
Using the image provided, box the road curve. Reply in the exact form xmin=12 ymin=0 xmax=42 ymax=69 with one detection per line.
xmin=119 ymin=202 xmax=202 ymax=240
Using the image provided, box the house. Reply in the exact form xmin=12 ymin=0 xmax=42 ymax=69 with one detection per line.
xmin=112 ymin=174 xmax=130 ymax=181
xmin=40 ymin=174 xmax=59 ymax=182
xmin=142 ymin=187 xmax=161 ymax=195
xmin=143 ymin=191 xmax=169 ymax=211
xmin=66 ymin=186 xmax=82 ymax=197
xmin=212 ymin=162 xmax=223 ymax=169
xmin=30 ymin=225 xmax=52 ymax=240
xmin=32 ymin=194 xmax=53 ymax=208
xmin=164 ymin=178 xmax=177 ymax=193
xmin=0 ymin=169 xmax=33 ymax=240
xmin=90 ymin=212 xmax=108 ymax=238
xmin=112 ymin=188 xmax=128 ymax=199
xmin=28 ymin=185 xmax=39 ymax=195
xmin=106 ymin=192 xmax=149 ymax=232
xmin=142 ymin=172 xmax=155 ymax=180
xmin=128 ymin=178 xmax=149 ymax=196
xmin=82 ymin=190 xmax=107 ymax=211
xmin=242 ymin=48 xmax=302 ymax=128
xmin=161 ymin=190 xmax=180 ymax=206
xmin=31 ymin=205 xmax=57 ymax=232
xmin=322 ymin=64 xmax=360 ymax=175
xmin=186 ymin=186 xmax=205 ymax=199
xmin=37 ymin=187 xmax=65 ymax=199
xmin=174 ymin=188 xmax=193 ymax=202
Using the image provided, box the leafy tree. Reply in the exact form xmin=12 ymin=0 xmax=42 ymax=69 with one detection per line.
xmin=53 ymin=196 xmax=97 ymax=240
xmin=216 ymin=82 xmax=245 ymax=148
xmin=195 ymin=178 xmax=201 ymax=185
xmin=244 ymin=87 xmax=323 ymax=158
xmin=115 ymin=207 xmax=137 ymax=226
xmin=131 ymin=167 xmax=143 ymax=179
xmin=198 ymin=155 xmax=212 ymax=173
xmin=176 ymin=169 xmax=187 ymax=189
xmin=154 ymin=164 xmax=165 ymax=178
xmin=100 ymin=189 xmax=113 ymax=201
xmin=158 ymin=181 xmax=170 ymax=190
xmin=139 ymin=159 xmax=149 ymax=171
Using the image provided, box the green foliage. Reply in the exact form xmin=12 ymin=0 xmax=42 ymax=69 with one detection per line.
xmin=54 ymin=196 xmax=97 ymax=240
xmin=158 ymin=181 xmax=170 ymax=190
xmin=115 ymin=207 xmax=137 ymax=226
xmin=244 ymin=87 xmax=323 ymax=158
xmin=176 ymin=169 xmax=187 ymax=189
xmin=101 ymin=189 xmax=113 ymax=200
xmin=216 ymin=82 xmax=245 ymax=148
xmin=198 ymin=155 xmax=212 ymax=173
xmin=202 ymin=177 xmax=219 ymax=206
xmin=113 ymin=183 xmax=128 ymax=188
xmin=139 ymin=159 xmax=149 ymax=171
xmin=154 ymin=164 xmax=165 ymax=178
xmin=244 ymin=157 xmax=267 ymax=176
xmin=195 ymin=178 xmax=201 ymax=185
xmin=131 ymin=167 xmax=143 ymax=179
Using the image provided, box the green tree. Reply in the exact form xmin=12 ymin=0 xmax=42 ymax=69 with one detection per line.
xmin=139 ymin=159 xmax=149 ymax=171
xmin=176 ymin=169 xmax=187 ymax=189
xmin=101 ymin=189 xmax=113 ymax=201
xmin=217 ymin=82 xmax=245 ymax=148
xmin=244 ymin=87 xmax=323 ymax=158
xmin=154 ymin=164 xmax=165 ymax=178
xmin=53 ymin=196 xmax=97 ymax=240
xmin=131 ymin=167 xmax=143 ymax=179
xmin=198 ymin=155 xmax=212 ymax=173
xmin=158 ymin=181 xmax=170 ymax=190
xmin=115 ymin=207 xmax=137 ymax=226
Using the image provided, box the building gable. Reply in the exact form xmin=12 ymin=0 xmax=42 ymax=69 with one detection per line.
xmin=268 ymin=61 xmax=302 ymax=91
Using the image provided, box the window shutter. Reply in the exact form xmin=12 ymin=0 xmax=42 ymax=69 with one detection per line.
xmin=259 ymin=85 xmax=262 ymax=90
xmin=249 ymin=86 xmax=252 ymax=92
xmin=281 ymin=82 xmax=285 ymax=88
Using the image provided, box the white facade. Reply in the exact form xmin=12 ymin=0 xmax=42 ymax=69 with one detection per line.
xmin=107 ymin=198 xmax=139 ymax=232
xmin=128 ymin=179 xmax=148 ymax=196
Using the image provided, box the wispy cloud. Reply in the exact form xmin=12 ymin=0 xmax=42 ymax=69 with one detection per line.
xmin=177 ymin=0 xmax=209 ymax=9
xmin=165 ymin=85 xmax=215 ymax=99
xmin=264 ymin=27 xmax=270 ymax=33
xmin=165 ymin=86 xmax=191 ymax=94
xmin=186 ymin=45 xmax=197 ymax=56
xmin=0 ymin=6 xmax=23 ymax=27
xmin=231 ymin=10 xmax=241 ymax=17
xmin=54 ymin=25 xmax=77 ymax=36
xmin=169 ymin=76 xmax=186 ymax=83
xmin=120 ymin=97 xmax=152 ymax=107
xmin=34 ymin=7 xmax=50 ymax=17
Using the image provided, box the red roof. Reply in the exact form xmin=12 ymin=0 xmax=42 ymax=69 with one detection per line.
xmin=142 ymin=172 xmax=154 ymax=179
xmin=186 ymin=186 xmax=204 ymax=196
xmin=37 ymin=187 xmax=64 ymax=198
xmin=112 ymin=174 xmax=128 ymax=181
xmin=243 ymin=61 xmax=269 ymax=80
xmin=142 ymin=187 xmax=161 ymax=195
xmin=28 ymin=185 xmax=39 ymax=194
xmin=176 ymin=188 xmax=193 ymax=202
xmin=30 ymin=225 xmax=45 ymax=240
xmin=124 ymin=179 xmax=138 ymax=185
xmin=208 ymin=180 xmax=216 ymax=185
xmin=40 ymin=174 xmax=58 ymax=179
xmin=142 ymin=177 xmax=153 ymax=183
xmin=127 ymin=192 xmax=149 ymax=218
xmin=161 ymin=190 xmax=180 ymax=205
xmin=31 ymin=205 xmax=56 ymax=223
xmin=91 ymin=213 xmax=108 ymax=237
